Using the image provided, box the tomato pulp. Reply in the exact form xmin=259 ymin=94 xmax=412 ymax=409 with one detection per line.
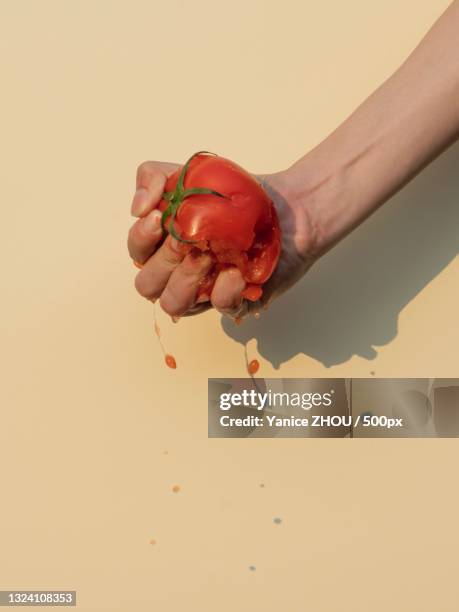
xmin=158 ymin=152 xmax=281 ymax=302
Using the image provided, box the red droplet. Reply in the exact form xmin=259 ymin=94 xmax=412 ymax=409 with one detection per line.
xmin=234 ymin=317 xmax=243 ymax=326
xmin=165 ymin=354 xmax=177 ymax=369
xmin=241 ymin=285 xmax=263 ymax=302
xmin=248 ymin=359 xmax=259 ymax=375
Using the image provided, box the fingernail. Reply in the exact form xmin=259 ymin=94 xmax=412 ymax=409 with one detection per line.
xmin=142 ymin=210 xmax=162 ymax=235
xmin=131 ymin=187 xmax=150 ymax=217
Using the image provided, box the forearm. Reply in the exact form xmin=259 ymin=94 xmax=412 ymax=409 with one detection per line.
xmin=280 ymin=0 xmax=459 ymax=254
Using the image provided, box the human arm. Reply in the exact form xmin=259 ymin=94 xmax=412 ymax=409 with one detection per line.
xmin=128 ymin=1 xmax=459 ymax=318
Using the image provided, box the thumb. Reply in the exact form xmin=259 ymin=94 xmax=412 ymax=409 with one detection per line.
xmin=131 ymin=160 xmax=180 ymax=218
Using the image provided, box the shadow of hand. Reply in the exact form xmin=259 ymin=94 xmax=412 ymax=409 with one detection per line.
xmin=222 ymin=143 xmax=459 ymax=368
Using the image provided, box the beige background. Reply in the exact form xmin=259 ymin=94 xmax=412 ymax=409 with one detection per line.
xmin=1 ymin=0 xmax=458 ymax=610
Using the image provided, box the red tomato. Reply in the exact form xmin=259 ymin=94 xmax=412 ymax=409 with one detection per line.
xmin=158 ymin=152 xmax=281 ymax=302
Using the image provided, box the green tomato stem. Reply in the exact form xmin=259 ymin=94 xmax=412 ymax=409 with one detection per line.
xmin=160 ymin=151 xmax=229 ymax=244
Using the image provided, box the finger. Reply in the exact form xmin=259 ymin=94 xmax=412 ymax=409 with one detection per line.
xmin=131 ymin=161 xmax=178 ymax=218
xmin=134 ymin=235 xmax=186 ymax=301
xmin=127 ymin=208 xmax=163 ymax=264
xmin=210 ymin=267 xmax=247 ymax=317
xmin=159 ymin=251 xmax=213 ymax=317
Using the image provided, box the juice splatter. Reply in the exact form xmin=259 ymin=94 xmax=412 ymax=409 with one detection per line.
xmin=153 ymin=303 xmax=177 ymax=370
xmin=248 ymin=359 xmax=260 ymax=375
xmin=165 ymin=354 xmax=177 ymax=369
xmin=243 ymin=344 xmax=262 ymax=394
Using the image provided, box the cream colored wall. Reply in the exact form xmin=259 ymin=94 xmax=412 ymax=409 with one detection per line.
xmin=1 ymin=1 xmax=458 ymax=610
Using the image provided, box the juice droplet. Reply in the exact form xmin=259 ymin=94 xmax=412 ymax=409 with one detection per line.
xmin=248 ymin=359 xmax=259 ymax=375
xmin=172 ymin=485 xmax=180 ymax=493
xmin=234 ymin=317 xmax=243 ymax=326
xmin=154 ymin=322 xmax=161 ymax=337
xmin=253 ymin=311 xmax=261 ymax=320
xmin=241 ymin=285 xmax=263 ymax=302
xmin=133 ymin=260 xmax=143 ymax=269
xmin=165 ymin=354 xmax=177 ymax=369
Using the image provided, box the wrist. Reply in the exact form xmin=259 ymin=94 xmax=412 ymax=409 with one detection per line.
xmin=275 ymin=153 xmax=352 ymax=257
xmin=279 ymin=128 xmax=400 ymax=257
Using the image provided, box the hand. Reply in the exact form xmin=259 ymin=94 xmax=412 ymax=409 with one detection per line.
xmin=127 ymin=160 xmax=319 ymax=319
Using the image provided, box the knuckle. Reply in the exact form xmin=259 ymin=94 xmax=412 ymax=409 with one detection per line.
xmin=136 ymin=161 xmax=167 ymax=189
xmin=128 ymin=219 xmax=143 ymax=245
xmin=151 ymin=170 xmax=167 ymax=190
xmin=160 ymin=276 xmax=198 ymax=316
xmin=134 ymin=272 xmax=155 ymax=299
xmin=159 ymin=292 xmax=181 ymax=317
xmin=162 ymin=243 xmax=184 ymax=267
xmin=162 ymin=252 xmax=181 ymax=267
xmin=181 ymin=253 xmax=212 ymax=277
xmin=127 ymin=223 xmax=137 ymax=247
xmin=127 ymin=225 xmax=140 ymax=259
xmin=136 ymin=160 xmax=153 ymax=177
xmin=129 ymin=218 xmax=156 ymax=251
